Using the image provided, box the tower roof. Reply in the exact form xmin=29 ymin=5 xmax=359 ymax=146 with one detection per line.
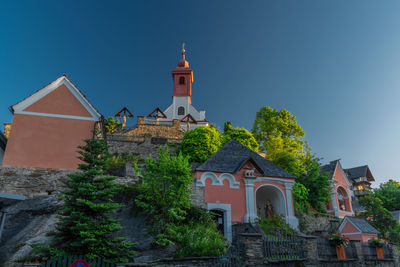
xmin=177 ymin=43 xmax=189 ymax=68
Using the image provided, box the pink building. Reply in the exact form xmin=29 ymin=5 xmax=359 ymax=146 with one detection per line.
xmin=339 ymin=216 xmax=379 ymax=242
xmin=195 ymin=139 xmax=298 ymax=241
xmin=2 ymin=75 xmax=102 ymax=170
xmin=322 ymin=160 xmax=354 ymax=218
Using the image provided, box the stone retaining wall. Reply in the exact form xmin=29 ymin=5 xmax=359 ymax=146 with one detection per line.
xmin=0 ymin=166 xmax=140 ymax=198
xmin=107 ymin=135 xmax=180 ymax=159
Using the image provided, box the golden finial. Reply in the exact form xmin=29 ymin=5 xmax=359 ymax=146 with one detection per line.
xmin=182 ymin=42 xmax=186 ymax=60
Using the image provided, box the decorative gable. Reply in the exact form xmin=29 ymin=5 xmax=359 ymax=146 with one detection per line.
xmin=10 ymin=75 xmax=101 ymax=121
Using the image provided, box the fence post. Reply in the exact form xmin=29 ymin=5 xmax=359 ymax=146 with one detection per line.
xmin=298 ymin=234 xmax=318 ymax=266
xmin=352 ymin=240 xmax=364 ymax=265
xmin=390 ymin=243 xmax=400 ymax=267
xmin=238 ymin=233 xmax=264 ymax=266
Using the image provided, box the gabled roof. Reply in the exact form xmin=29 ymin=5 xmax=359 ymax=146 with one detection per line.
xmin=321 ymin=159 xmax=353 ymax=186
xmin=180 ymin=114 xmax=197 ymax=123
xmin=196 ymin=139 xmax=295 ymax=178
xmin=344 ymin=165 xmax=375 ymax=182
xmin=148 ymin=107 xmax=166 ymax=119
xmin=340 ymin=216 xmax=380 ymax=234
xmin=0 ymin=132 xmax=6 ymax=150
xmin=392 ymin=210 xmax=400 ymax=222
xmin=115 ymin=107 xmax=134 ymax=118
xmin=321 ymin=159 xmax=340 ymax=177
xmin=9 ymin=74 xmax=102 ymax=121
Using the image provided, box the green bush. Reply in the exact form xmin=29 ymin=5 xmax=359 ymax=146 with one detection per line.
xmin=292 ymin=182 xmax=310 ymax=214
xmin=258 ymin=215 xmax=295 ymax=236
xmin=104 ymin=117 xmax=121 ymax=133
xmin=170 ymin=222 xmax=227 ymax=258
xmin=179 ymin=126 xmax=222 ymax=163
xmin=222 ymin=121 xmax=259 ymax=152
xmin=106 ymin=154 xmax=139 ymax=169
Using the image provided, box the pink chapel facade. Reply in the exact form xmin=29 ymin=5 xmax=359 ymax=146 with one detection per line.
xmin=322 ymin=160 xmax=354 ymax=218
xmin=194 ymin=139 xmax=298 ymax=241
xmin=2 ymin=75 xmax=102 ymax=170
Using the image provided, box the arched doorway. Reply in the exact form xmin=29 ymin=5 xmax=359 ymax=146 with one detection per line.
xmin=255 ymin=185 xmax=286 ymax=219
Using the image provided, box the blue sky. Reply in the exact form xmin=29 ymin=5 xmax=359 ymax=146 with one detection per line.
xmin=1 ymin=1 xmax=400 ymax=186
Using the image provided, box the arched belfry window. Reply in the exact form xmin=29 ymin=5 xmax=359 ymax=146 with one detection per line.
xmin=179 ymin=76 xmax=185 ymax=85
xmin=178 ymin=106 xmax=185 ymax=115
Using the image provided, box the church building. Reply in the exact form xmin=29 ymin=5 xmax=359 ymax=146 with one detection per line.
xmin=160 ymin=45 xmax=209 ymax=129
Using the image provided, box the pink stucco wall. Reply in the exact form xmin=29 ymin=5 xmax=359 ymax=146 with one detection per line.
xmin=327 ymin=164 xmax=354 ymax=216
xmin=24 ymin=84 xmax=92 ymax=117
xmin=196 ymin=161 xmax=296 ymax=223
xmin=340 ymin=221 xmax=378 ymax=242
xmin=3 ymin=114 xmax=95 ymax=170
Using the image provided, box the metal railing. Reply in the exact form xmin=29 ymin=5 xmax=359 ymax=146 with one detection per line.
xmin=263 ymin=235 xmax=304 ymax=261
xmin=362 ymin=243 xmax=393 ymax=260
xmin=317 ymin=239 xmax=356 ymax=260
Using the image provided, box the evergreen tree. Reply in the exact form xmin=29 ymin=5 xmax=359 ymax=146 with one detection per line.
xmin=52 ymin=131 xmax=134 ymax=262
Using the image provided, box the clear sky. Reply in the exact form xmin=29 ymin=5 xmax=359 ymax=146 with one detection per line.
xmin=1 ymin=1 xmax=400 ymax=186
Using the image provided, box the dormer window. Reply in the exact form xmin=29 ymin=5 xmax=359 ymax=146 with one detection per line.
xmin=178 ymin=106 xmax=185 ymax=115
xmin=179 ymin=76 xmax=185 ymax=85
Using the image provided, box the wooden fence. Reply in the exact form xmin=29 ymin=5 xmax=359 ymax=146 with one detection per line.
xmin=40 ymin=255 xmax=116 ymax=267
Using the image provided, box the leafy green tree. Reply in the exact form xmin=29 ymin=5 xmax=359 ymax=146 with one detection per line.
xmin=135 ymin=146 xmax=193 ymax=245
xmin=359 ymin=195 xmax=400 ymax=242
xmin=252 ymin=106 xmax=305 ymax=161
xmin=292 ymin=182 xmax=310 ymax=214
xmin=179 ymin=126 xmax=222 ymax=163
xmin=104 ymin=117 xmax=121 ymax=133
xmin=297 ymin=154 xmax=331 ymax=212
xmin=373 ymin=180 xmax=400 ymax=211
xmin=222 ymin=121 xmax=259 ymax=152
xmin=52 ymin=131 xmax=134 ymax=262
xmin=252 ymin=106 xmax=330 ymax=212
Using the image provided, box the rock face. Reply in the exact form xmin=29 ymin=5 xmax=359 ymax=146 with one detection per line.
xmin=0 ymin=195 xmax=61 ymax=267
xmin=0 ymin=196 xmax=175 ymax=266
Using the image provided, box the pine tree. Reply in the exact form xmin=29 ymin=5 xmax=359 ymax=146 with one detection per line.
xmin=53 ymin=130 xmax=134 ymax=262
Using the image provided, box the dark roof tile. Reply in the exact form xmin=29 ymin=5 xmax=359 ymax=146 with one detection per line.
xmin=196 ymin=139 xmax=296 ymax=178
xmin=345 ymin=216 xmax=380 ymax=234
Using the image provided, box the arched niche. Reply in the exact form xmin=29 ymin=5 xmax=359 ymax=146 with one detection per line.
xmin=255 ymin=184 xmax=286 ymax=219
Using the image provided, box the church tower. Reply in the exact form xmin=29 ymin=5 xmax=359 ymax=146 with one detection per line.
xmin=162 ymin=45 xmax=208 ymax=129
xmin=172 ymin=44 xmax=193 ymax=104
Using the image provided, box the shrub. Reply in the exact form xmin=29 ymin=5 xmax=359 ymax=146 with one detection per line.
xmin=222 ymin=121 xmax=259 ymax=152
xmin=292 ymin=182 xmax=310 ymax=214
xmin=179 ymin=126 xmax=222 ymax=163
xmin=171 ymin=222 xmax=226 ymax=258
xmin=135 ymin=146 xmax=193 ymax=245
xmin=258 ymin=215 xmax=295 ymax=236
xmin=104 ymin=117 xmax=121 ymax=133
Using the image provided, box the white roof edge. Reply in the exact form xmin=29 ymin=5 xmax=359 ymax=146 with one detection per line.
xmin=11 ymin=76 xmax=102 ymax=121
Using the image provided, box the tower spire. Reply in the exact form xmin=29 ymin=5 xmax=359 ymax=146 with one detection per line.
xmin=182 ymin=42 xmax=186 ymax=60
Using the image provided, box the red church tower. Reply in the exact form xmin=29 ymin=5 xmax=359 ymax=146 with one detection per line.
xmin=162 ymin=44 xmax=208 ymax=129
xmin=172 ymin=44 xmax=193 ymax=104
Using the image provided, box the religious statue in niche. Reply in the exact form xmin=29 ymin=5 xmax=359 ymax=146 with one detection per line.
xmin=265 ymin=200 xmax=274 ymax=217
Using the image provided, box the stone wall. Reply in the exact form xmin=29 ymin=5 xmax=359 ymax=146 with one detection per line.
xmin=0 ymin=166 xmax=140 ymax=198
xmin=107 ymin=135 xmax=180 ymax=159
xmin=298 ymin=212 xmax=340 ymax=235
xmin=124 ymin=116 xmax=185 ymax=139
